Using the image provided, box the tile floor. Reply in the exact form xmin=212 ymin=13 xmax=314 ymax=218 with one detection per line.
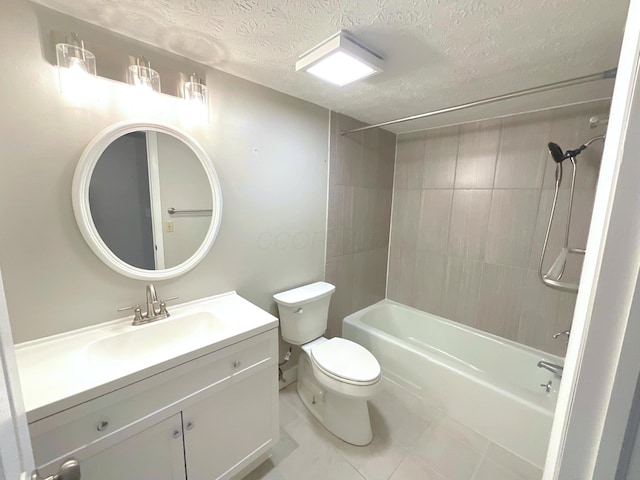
xmin=242 ymin=380 xmax=542 ymax=480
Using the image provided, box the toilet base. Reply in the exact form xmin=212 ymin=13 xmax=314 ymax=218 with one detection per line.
xmin=297 ymin=355 xmax=373 ymax=446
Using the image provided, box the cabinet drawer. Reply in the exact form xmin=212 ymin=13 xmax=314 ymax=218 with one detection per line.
xmin=30 ymin=329 xmax=277 ymax=469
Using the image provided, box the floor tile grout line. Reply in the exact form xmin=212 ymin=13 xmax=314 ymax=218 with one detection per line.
xmin=384 ymin=447 xmax=410 ymax=480
xmin=469 ymin=441 xmax=491 ymax=480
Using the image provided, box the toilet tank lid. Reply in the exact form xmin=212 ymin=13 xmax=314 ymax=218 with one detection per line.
xmin=273 ymin=281 xmax=336 ymax=307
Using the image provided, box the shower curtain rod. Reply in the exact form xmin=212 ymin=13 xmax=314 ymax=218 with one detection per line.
xmin=340 ymin=68 xmax=617 ymax=135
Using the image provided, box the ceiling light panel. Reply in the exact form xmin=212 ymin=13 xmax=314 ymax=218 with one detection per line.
xmin=296 ymin=31 xmax=382 ymax=87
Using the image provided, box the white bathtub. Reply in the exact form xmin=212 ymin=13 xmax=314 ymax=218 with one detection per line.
xmin=342 ymin=300 xmax=563 ymax=468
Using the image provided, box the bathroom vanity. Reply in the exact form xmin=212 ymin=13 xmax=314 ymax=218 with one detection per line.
xmin=16 ymin=292 xmax=279 ymax=480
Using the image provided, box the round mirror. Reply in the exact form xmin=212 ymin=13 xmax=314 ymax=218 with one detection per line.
xmin=72 ymin=121 xmax=223 ymax=280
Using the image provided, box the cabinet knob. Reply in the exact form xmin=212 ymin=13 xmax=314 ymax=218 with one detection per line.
xmin=233 ymin=360 xmax=241 ymax=369
xmin=172 ymin=429 xmax=182 ymax=439
xmin=186 ymin=421 xmax=195 ymax=431
xmin=96 ymin=420 xmax=109 ymax=432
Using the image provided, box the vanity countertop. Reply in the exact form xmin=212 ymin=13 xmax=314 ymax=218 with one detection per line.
xmin=15 ymin=291 xmax=278 ymax=422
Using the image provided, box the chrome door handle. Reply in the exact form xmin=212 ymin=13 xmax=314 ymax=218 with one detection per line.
xmin=32 ymin=458 xmax=81 ymax=480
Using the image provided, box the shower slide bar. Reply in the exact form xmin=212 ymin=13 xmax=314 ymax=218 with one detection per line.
xmin=340 ymin=68 xmax=617 ymax=135
xmin=539 ymin=134 xmax=606 ymax=293
xmin=167 ymin=207 xmax=212 ymax=215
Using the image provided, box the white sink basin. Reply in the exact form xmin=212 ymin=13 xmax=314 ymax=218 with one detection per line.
xmin=87 ymin=311 xmax=226 ymax=366
xmin=15 ymin=291 xmax=279 ymax=421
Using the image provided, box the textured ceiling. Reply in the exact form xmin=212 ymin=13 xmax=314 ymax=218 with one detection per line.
xmin=31 ymin=0 xmax=629 ymax=132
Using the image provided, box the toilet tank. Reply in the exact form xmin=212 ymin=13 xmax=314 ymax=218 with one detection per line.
xmin=273 ymin=282 xmax=336 ymax=345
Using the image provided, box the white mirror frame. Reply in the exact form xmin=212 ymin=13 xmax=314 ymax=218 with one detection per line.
xmin=72 ymin=120 xmax=223 ymax=280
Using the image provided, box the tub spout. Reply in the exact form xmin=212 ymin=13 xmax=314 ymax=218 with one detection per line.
xmin=537 ymin=360 xmax=563 ymax=378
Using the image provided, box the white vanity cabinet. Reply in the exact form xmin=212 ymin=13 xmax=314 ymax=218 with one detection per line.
xmin=78 ymin=413 xmax=187 ymax=480
xmin=28 ymin=328 xmax=279 ymax=480
xmin=183 ymin=367 xmax=275 ymax=479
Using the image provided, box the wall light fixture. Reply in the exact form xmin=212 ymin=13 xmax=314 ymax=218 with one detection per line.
xmin=295 ymin=31 xmax=383 ymax=86
xmin=55 ymin=33 xmax=97 ymax=98
xmin=127 ymin=56 xmax=161 ymax=93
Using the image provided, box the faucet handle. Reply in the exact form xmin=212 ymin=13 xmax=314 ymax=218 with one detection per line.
xmin=158 ymin=296 xmax=179 ymax=316
xmin=117 ymin=304 xmax=145 ymax=324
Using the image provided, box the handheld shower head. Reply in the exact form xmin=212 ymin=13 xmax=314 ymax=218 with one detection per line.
xmin=548 ymin=142 xmax=565 ymax=163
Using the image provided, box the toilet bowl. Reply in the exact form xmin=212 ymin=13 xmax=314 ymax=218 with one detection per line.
xmin=273 ymin=282 xmax=382 ymax=445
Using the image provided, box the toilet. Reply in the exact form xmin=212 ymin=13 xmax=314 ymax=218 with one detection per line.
xmin=273 ymin=281 xmax=381 ymax=445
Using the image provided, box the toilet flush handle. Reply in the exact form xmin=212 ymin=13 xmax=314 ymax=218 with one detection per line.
xmin=295 ymin=307 xmax=304 ymax=314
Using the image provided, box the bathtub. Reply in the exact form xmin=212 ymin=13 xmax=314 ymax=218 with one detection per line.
xmin=343 ymin=300 xmax=563 ymax=468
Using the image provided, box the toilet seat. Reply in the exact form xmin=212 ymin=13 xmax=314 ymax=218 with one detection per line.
xmin=310 ymin=337 xmax=381 ymax=386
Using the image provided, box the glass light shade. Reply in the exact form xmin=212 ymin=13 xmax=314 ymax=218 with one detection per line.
xmin=127 ymin=65 xmax=161 ymax=93
xmin=306 ymin=51 xmax=376 ymax=86
xmin=56 ymin=43 xmax=97 ymax=76
xmin=184 ymin=80 xmax=208 ymax=106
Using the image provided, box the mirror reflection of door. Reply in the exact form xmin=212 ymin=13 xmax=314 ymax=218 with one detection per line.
xmin=89 ymin=132 xmax=155 ymax=269
xmin=88 ymin=131 xmax=212 ymax=271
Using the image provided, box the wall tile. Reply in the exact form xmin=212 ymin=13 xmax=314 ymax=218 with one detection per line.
xmin=325 ymin=253 xmax=354 ymax=338
xmin=353 ymin=248 xmax=388 ymax=312
xmin=422 ymin=125 xmax=459 ymax=188
xmin=440 ymin=256 xmax=483 ymax=328
xmin=494 ymin=111 xmax=551 ymax=189
xmin=485 ymin=189 xmax=540 ymax=268
xmin=455 ymin=119 xmax=500 ymax=189
xmin=362 ymin=129 xmax=381 ymax=188
xmin=388 ymin=243 xmax=417 ymax=307
xmin=353 ymin=187 xmax=375 ymax=252
xmin=418 ymin=190 xmax=453 ymax=254
xmin=396 ymin=132 xmax=426 ymax=189
xmin=327 ymin=184 xmax=344 ymax=230
xmin=390 ymin=189 xmax=422 ymax=251
xmin=476 ymin=264 xmax=526 ymax=340
xmin=326 ymin=227 xmax=343 ymax=259
xmin=447 ymin=189 xmax=491 ymax=260
xmin=341 ymin=186 xmax=355 ymax=254
xmin=374 ymin=189 xmax=393 ymax=248
xmin=378 ymin=129 xmax=397 ymax=190
xmin=517 ymin=269 xmax=574 ymax=355
xmin=326 ymin=113 xmax=396 ymax=337
xmin=413 ymin=251 xmax=447 ymax=316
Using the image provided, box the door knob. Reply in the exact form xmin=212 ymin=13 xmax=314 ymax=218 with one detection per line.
xmin=32 ymin=458 xmax=81 ymax=480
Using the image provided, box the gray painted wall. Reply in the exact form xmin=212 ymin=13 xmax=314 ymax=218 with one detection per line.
xmin=388 ymin=101 xmax=610 ymax=356
xmin=0 ymin=0 xmax=329 ymax=344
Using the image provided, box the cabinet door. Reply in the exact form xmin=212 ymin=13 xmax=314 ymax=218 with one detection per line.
xmin=79 ymin=413 xmax=186 ymax=480
xmin=183 ymin=368 xmax=277 ymax=480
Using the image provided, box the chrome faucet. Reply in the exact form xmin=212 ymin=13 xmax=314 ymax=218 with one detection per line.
xmin=537 ymin=360 xmax=564 ymax=378
xmin=146 ymin=284 xmax=159 ymax=319
xmin=118 ymin=284 xmax=178 ymax=326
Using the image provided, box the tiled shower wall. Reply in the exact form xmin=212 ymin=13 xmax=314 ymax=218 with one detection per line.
xmin=325 ymin=113 xmax=396 ymax=338
xmin=388 ymin=101 xmax=610 ymax=356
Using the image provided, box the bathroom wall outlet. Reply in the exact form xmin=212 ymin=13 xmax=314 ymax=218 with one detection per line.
xmin=166 ymin=221 xmax=174 ymax=232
